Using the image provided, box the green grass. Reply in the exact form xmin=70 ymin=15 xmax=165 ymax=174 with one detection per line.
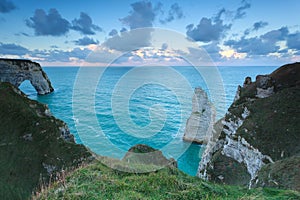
xmin=35 ymin=158 xmax=300 ymax=200
xmin=238 ymin=86 xmax=300 ymax=161
xmin=255 ymin=156 xmax=300 ymax=191
xmin=0 ymin=82 xmax=91 ymax=200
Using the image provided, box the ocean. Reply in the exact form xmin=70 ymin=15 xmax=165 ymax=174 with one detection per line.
xmin=20 ymin=66 xmax=277 ymax=176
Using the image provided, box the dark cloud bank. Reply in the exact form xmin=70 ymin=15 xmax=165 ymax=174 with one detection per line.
xmin=26 ymin=9 xmax=102 ymax=36
xmin=0 ymin=0 xmax=16 ymax=13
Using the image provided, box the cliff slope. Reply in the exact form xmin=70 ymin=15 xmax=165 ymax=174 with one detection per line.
xmin=0 ymin=82 xmax=91 ymax=199
xmin=0 ymin=58 xmax=54 ymax=95
xmin=198 ymin=62 xmax=300 ymax=191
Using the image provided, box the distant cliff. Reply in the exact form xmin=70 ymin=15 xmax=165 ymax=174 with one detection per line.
xmin=0 ymin=58 xmax=54 ymax=95
xmin=183 ymin=87 xmax=215 ymax=144
xmin=198 ymin=63 xmax=300 ymax=191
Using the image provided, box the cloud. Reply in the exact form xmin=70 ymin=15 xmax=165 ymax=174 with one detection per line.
xmin=109 ymin=48 xmax=187 ymax=65
xmin=287 ymin=32 xmax=300 ymax=50
xmin=84 ymin=45 xmax=123 ymax=63
xmin=201 ymin=42 xmax=224 ymax=61
xmin=26 ymin=9 xmax=70 ymax=36
xmin=109 ymin=29 xmax=118 ymax=37
xmin=31 ymin=48 xmax=92 ymax=62
xmin=120 ymin=1 xmax=161 ymax=29
xmin=261 ymin=27 xmax=289 ymax=41
xmin=104 ymin=28 xmax=152 ymax=52
xmin=120 ymin=27 xmax=127 ymax=32
xmin=26 ymin=10 xmax=102 ymax=36
xmin=253 ymin=21 xmax=268 ymax=31
xmin=74 ymin=36 xmax=99 ymax=46
xmin=202 ymin=42 xmax=220 ymax=54
xmin=225 ymin=37 xmax=278 ymax=55
xmin=0 ymin=43 xmax=29 ymax=55
xmin=0 ymin=0 xmax=16 ymax=13
xmin=185 ymin=0 xmax=250 ymax=42
xmin=214 ymin=8 xmax=226 ymax=23
xmin=186 ymin=17 xmax=231 ymax=42
xmin=244 ymin=21 xmax=269 ymax=35
xmin=234 ymin=0 xmax=251 ymax=19
xmin=14 ymin=32 xmax=30 ymax=37
xmin=225 ymin=27 xmax=289 ymax=56
xmin=161 ymin=43 xmax=168 ymax=50
xmin=160 ymin=3 xmax=183 ymax=24
xmin=71 ymin=12 xmax=102 ymax=35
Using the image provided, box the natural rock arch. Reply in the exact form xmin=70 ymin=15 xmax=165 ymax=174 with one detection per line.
xmin=0 ymin=59 xmax=54 ymax=95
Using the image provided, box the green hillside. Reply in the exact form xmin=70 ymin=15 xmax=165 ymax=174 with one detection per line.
xmin=35 ymin=157 xmax=300 ymax=200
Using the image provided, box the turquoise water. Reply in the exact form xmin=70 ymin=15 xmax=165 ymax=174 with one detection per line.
xmin=20 ymin=66 xmax=277 ymax=176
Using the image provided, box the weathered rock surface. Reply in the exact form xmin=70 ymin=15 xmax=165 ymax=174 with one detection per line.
xmin=0 ymin=58 xmax=54 ymax=95
xmin=123 ymin=144 xmax=177 ymax=168
xmin=0 ymin=82 xmax=92 ymax=199
xmin=197 ymin=62 xmax=300 ymax=191
xmin=183 ymin=87 xmax=215 ymax=144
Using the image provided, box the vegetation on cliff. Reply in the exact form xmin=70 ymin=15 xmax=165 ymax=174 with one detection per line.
xmin=198 ymin=62 xmax=300 ymax=191
xmin=35 ymin=157 xmax=300 ymax=200
xmin=1 ymin=62 xmax=299 ymax=199
xmin=0 ymin=82 xmax=91 ymax=199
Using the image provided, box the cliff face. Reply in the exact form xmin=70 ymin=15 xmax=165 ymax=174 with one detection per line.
xmin=183 ymin=87 xmax=215 ymax=144
xmin=0 ymin=82 xmax=91 ymax=199
xmin=0 ymin=58 xmax=54 ymax=95
xmin=197 ymin=63 xmax=300 ymax=191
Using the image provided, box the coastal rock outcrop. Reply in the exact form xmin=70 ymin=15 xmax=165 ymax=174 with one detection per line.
xmin=0 ymin=58 xmax=54 ymax=95
xmin=183 ymin=87 xmax=215 ymax=144
xmin=123 ymin=144 xmax=177 ymax=168
xmin=197 ymin=62 xmax=300 ymax=191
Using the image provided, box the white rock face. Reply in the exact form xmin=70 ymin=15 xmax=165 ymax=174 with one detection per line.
xmin=183 ymin=87 xmax=215 ymax=144
xmin=222 ymin=136 xmax=273 ymax=187
xmin=198 ymin=75 xmax=274 ymax=176
xmin=256 ymin=87 xmax=274 ymax=98
xmin=0 ymin=59 xmax=54 ymax=95
xmin=197 ymin=104 xmax=273 ymax=187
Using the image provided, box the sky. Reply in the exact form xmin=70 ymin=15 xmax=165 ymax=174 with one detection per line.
xmin=0 ymin=0 xmax=299 ymax=66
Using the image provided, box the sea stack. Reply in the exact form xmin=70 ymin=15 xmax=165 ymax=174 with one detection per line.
xmin=183 ymin=87 xmax=215 ymax=144
xmin=0 ymin=58 xmax=54 ymax=95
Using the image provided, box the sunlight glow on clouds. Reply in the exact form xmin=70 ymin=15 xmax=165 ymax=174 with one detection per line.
xmin=220 ymin=49 xmax=247 ymax=59
xmin=0 ymin=0 xmax=299 ymax=66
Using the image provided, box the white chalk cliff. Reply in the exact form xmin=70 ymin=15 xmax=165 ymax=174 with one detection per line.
xmin=197 ymin=84 xmax=274 ymax=187
xmin=0 ymin=58 xmax=54 ymax=95
xmin=183 ymin=87 xmax=215 ymax=144
xmin=197 ymin=63 xmax=300 ymax=191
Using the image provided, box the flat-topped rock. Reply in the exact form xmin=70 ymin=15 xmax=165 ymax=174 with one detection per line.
xmin=0 ymin=58 xmax=54 ymax=95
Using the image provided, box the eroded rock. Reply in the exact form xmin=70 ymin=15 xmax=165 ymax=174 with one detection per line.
xmin=183 ymin=87 xmax=215 ymax=144
xmin=197 ymin=63 xmax=300 ymax=191
xmin=0 ymin=58 xmax=54 ymax=95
